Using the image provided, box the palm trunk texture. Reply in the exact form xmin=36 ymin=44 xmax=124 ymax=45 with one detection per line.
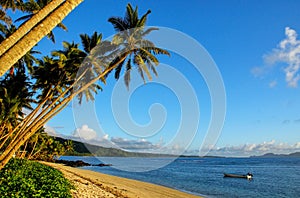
xmin=0 ymin=0 xmax=84 ymax=76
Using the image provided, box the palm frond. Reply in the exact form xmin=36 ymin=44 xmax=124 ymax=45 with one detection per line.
xmin=51 ymin=51 xmax=67 ymax=61
xmin=14 ymin=14 xmax=33 ymax=23
xmin=80 ymin=34 xmax=90 ymax=53
xmin=131 ymin=6 xmax=139 ymax=28
xmin=139 ymin=39 xmax=155 ymax=48
xmin=137 ymin=10 xmax=151 ymax=27
xmin=0 ymin=9 xmax=12 ymax=25
xmin=125 ymin=3 xmax=134 ymax=26
xmin=134 ymin=54 xmax=152 ymax=81
xmin=124 ymin=58 xmax=132 ymax=88
xmin=140 ymin=48 xmax=159 ymax=65
xmin=142 ymin=27 xmax=159 ymax=37
xmin=137 ymin=64 xmax=145 ymax=83
xmin=90 ymin=32 xmax=102 ymax=50
xmin=114 ymin=58 xmax=126 ymax=80
xmin=108 ymin=17 xmax=127 ymax=31
xmin=0 ymin=0 xmax=24 ymax=11
xmin=47 ymin=31 xmax=55 ymax=43
xmin=22 ymin=0 xmax=39 ymax=12
xmin=144 ymin=46 xmax=170 ymax=56
xmin=146 ymin=60 xmax=157 ymax=76
xmin=57 ymin=22 xmax=67 ymax=31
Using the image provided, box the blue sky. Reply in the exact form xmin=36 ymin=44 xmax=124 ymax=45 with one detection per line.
xmin=23 ymin=0 xmax=300 ymax=156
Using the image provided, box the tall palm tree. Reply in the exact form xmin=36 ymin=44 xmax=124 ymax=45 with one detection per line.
xmin=0 ymin=0 xmax=83 ymax=76
xmin=108 ymin=3 xmax=170 ymax=88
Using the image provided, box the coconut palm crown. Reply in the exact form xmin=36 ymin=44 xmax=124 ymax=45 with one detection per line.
xmin=107 ymin=3 xmax=170 ymax=88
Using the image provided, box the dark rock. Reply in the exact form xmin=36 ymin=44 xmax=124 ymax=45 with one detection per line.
xmin=54 ymin=159 xmax=113 ymax=167
xmin=55 ymin=159 xmax=90 ymax=167
xmin=92 ymin=163 xmax=112 ymax=167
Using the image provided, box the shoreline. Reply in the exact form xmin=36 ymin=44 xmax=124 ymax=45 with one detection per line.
xmin=42 ymin=162 xmax=202 ymax=198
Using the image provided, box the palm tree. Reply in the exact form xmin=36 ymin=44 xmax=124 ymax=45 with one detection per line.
xmin=0 ymin=0 xmax=83 ymax=76
xmin=0 ymin=4 xmax=170 ymax=169
xmin=108 ymin=3 xmax=170 ymax=88
xmin=0 ymin=67 xmax=35 ymax=147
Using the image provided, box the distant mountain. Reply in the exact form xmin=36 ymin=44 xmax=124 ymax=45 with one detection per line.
xmin=250 ymin=152 xmax=300 ymax=158
xmin=54 ymin=137 xmax=175 ymax=157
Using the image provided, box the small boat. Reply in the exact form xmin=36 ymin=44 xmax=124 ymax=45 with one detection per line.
xmin=224 ymin=173 xmax=253 ymax=179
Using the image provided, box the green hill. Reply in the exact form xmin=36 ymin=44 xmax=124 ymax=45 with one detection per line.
xmin=54 ymin=137 xmax=174 ymax=157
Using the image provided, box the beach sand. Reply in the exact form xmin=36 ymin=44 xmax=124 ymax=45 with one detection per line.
xmin=43 ymin=162 xmax=202 ymax=198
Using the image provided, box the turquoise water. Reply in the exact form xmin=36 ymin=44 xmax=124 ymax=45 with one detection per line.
xmin=60 ymin=156 xmax=300 ymax=197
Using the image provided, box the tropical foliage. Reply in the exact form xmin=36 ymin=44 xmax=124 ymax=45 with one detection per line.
xmin=0 ymin=158 xmax=73 ymax=197
xmin=19 ymin=128 xmax=74 ymax=161
xmin=0 ymin=2 xmax=170 ymax=170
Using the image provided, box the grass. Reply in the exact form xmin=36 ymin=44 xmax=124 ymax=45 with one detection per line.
xmin=0 ymin=158 xmax=73 ymax=198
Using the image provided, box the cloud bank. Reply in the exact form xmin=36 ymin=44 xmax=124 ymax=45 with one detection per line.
xmin=111 ymin=137 xmax=160 ymax=150
xmin=203 ymin=140 xmax=300 ymax=157
xmin=73 ymin=124 xmax=97 ymax=140
xmin=44 ymin=125 xmax=58 ymax=136
xmin=253 ymin=27 xmax=300 ymax=87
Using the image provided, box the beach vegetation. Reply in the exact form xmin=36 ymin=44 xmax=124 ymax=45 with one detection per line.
xmin=0 ymin=158 xmax=73 ymax=197
xmin=19 ymin=128 xmax=74 ymax=161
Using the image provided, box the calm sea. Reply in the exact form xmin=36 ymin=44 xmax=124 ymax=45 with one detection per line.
xmin=60 ymin=156 xmax=300 ymax=197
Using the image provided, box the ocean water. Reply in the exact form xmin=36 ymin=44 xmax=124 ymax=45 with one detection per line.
xmin=60 ymin=156 xmax=300 ymax=197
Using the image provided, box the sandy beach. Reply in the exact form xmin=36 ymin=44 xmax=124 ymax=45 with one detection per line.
xmin=43 ymin=162 xmax=202 ymax=198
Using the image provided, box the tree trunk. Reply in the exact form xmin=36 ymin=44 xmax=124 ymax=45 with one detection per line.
xmin=0 ymin=0 xmax=84 ymax=77
xmin=0 ymin=0 xmax=65 ymax=57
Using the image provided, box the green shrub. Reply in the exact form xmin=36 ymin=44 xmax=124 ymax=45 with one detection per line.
xmin=0 ymin=158 xmax=73 ymax=198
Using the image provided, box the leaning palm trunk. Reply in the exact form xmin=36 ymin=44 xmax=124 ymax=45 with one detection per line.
xmin=0 ymin=0 xmax=84 ymax=76
xmin=0 ymin=54 xmax=127 ymax=169
xmin=0 ymin=0 xmax=65 ymax=57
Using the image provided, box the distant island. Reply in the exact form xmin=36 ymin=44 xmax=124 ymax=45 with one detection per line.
xmin=250 ymin=152 xmax=300 ymax=158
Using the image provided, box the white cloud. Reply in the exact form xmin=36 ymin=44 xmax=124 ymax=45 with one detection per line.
xmin=111 ymin=137 xmax=161 ymax=150
xmin=103 ymin=134 xmax=109 ymax=140
xmin=44 ymin=125 xmax=57 ymax=136
xmin=203 ymin=140 xmax=300 ymax=157
xmin=262 ymin=27 xmax=300 ymax=87
xmin=73 ymin=124 xmax=97 ymax=140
